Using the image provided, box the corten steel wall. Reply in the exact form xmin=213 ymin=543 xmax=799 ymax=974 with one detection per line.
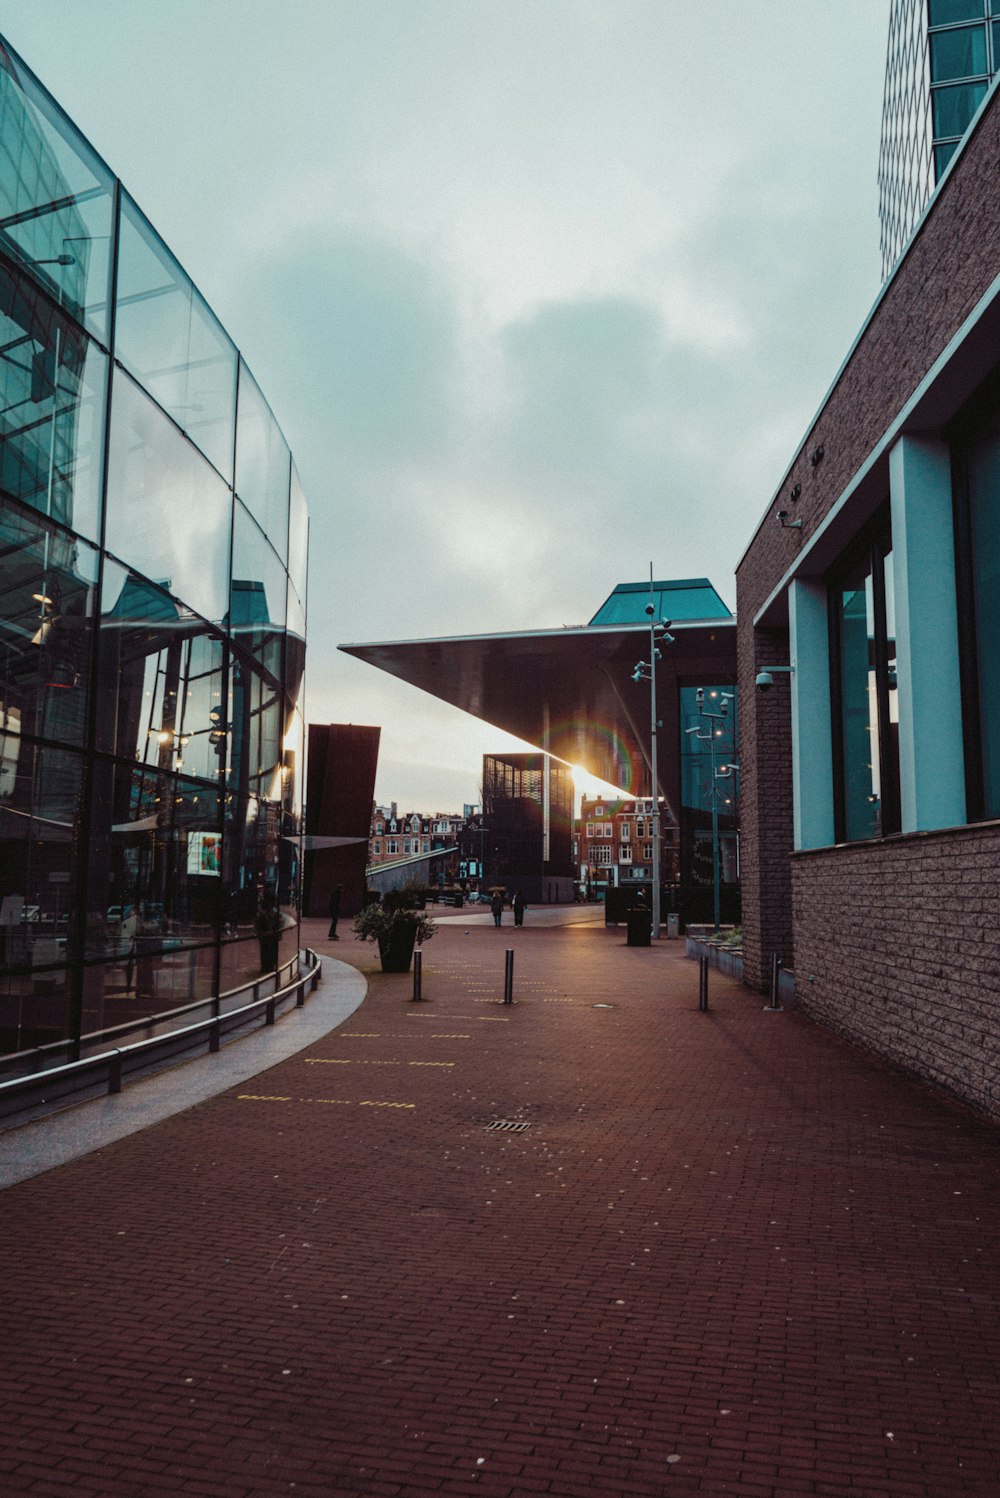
xmin=736 ymin=85 xmax=1000 ymax=1110
xmin=792 ymin=827 xmax=1000 ymax=1120
xmin=304 ymin=724 xmax=380 ymax=918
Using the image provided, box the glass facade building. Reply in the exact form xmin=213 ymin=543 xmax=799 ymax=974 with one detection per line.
xmin=879 ymin=0 xmax=1000 ymax=276
xmin=0 ymin=38 xmax=307 ymax=1059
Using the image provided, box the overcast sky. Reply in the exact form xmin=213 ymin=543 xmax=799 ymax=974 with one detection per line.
xmin=4 ymin=1 xmax=891 ymax=812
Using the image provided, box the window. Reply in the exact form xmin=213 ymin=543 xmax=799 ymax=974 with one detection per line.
xmin=620 ymin=845 xmax=632 ymax=863
xmin=387 ymin=839 xmax=398 ymax=855
xmin=620 ymin=822 xmax=631 ymax=841
xmin=594 ymin=846 xmax=613 ymax=866
xmin=375 ymin=822 xmax=383 ymax=835
xmin=828 ymin=515 xmax=899 ymax=841
xmin=372 ymin=841 xmax=382 ymax=855
xmin=951 ymin=374 xmax=1000 ymax=818
xmin=930 ymin=24 xmax=988 ymax=83
xmin=643 ymin=843 xmax=653 ymax=860
xmin=929 ymin=1 xmax=985 ymax=26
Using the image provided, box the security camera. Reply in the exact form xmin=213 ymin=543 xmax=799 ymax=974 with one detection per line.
xmin=644 ymin=601 xmax=655 ymax=616
xmin=755 ymin=671 xmax=774 ymax=691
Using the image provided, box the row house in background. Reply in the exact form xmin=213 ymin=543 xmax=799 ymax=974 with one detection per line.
xmin=368 ymin=802 xmax=464 ymax=870
xmin=575 ymin=796 xmax=679 ymax=896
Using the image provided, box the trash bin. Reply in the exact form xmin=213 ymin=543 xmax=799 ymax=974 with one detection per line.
xmin=666 ymin=912 xmax=680 ymax=939
xmin=626 ymin=907 xmax=652 ymax=947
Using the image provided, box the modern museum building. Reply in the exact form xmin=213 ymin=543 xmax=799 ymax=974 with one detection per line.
xmin=0 ymin=38 xmax=308 ymax=1062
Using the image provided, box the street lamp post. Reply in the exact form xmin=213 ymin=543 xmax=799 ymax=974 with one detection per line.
xmin=632 ymin=573 xmax=674 ymax=939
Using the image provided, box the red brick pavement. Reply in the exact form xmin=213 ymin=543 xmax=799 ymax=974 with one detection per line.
xmin=2 ymin=914 xmax=1000 ymax=1498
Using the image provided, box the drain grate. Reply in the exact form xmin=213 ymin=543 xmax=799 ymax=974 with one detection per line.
xmin=486 ymin=1119 xmax=530 ymax=1133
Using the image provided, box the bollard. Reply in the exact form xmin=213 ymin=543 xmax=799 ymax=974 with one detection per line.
xmin=503 ymin=948 xmax=514 ymax=1004
xmin=412 ymin=948 xmax=423 ymax=1002
xmin=765 ymin=953 xmax=783 ymax=1011
xmin=209 ymin=1017 xmax=221 ymax=1053
xmin=698 ymin=952 xmax=709 ymax=1012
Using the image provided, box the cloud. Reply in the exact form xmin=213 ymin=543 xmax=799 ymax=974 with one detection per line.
xmin=241 ymin=230 xmax=461 ymax=482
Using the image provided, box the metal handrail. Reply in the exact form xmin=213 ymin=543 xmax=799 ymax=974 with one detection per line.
xmin=0 ymin=948 xmax=323 ymax=1122
xmin=0 ymin=953 xmax=304 ymax=1082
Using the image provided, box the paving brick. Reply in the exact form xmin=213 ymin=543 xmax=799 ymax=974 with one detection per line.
xmin=3 ymin=916 xmax=1000 ymax=1496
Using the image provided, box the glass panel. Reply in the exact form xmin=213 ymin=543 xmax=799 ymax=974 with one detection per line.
xmin=82 ymin=758 xmax=223 ymax=961
xmin=0 ymin=502 xmax=98 ymax=748
xmin=0 ymin=260 xmax=107 ymax=542
xmin=993 ymin=18 xmax=1000 ymax=60
xmin=931 ymin=80 xmax=988 ymax=138
xmin=230 ymin=500 xmax=287 ymax=673
xmin=105 ymin=368 xmax=233 ymax=627
xmin=677 ymin=684 xmax=738 ymax=891
xmin=930 ymin=24 xmax=988 ymax=80
xmin=934 ymin=140 xmax=961 ymax=177
xmin=288 ymin=463 xmax=308 ymax=610
xmin=227 ymin=651 xmax=284 ymax=806
xmin=965 ymin=426 xmax=1000 ymax=816
xmin=930 ymin=0 xmax=986 ymax=22
xmin=115 ymin=194 xmax=236 ymax=480
xmin=0 ymin=47 xmax=114 ymax=343
xmin=95 ymin=557 xmax=227 ymax=780
xmin=234 ymin=361 xmax=290 ymax=556
xmin=0 ymin=740 xmax=82 ymax=1053
xmin=836 ymin=560 xmax=883 ymax=841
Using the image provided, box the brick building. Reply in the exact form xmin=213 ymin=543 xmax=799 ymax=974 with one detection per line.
xmin=738 ymin=60 xmax=1000 ymax=1120
xmin=367 ymin=803 xmax=463 ymax=872
xmin=576 ymin=795 xmax=675 ymax=896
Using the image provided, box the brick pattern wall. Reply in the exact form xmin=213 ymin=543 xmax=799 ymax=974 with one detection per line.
xmin=738 ymin=625 xmax=794 ymax=989
xmin=792 ymin=825 xmax=1000 ymax=1121
xmin=736 ymin=91 xmax=1000 ymax=1015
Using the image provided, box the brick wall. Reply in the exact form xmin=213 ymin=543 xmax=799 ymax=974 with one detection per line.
xmin=792 ymin=825 xmax=1000 ymax=1121
xmin=735 ymin=89 xmax=1000 ymax=1013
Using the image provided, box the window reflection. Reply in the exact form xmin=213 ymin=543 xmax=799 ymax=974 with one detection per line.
xmin=115 ymin=194 xmax=236 ymax=480
xmin=0 ymin=46 xmax=115 ymax=342
xmin=231 ymin=499 xmax=287 ymax=674
xmin=105 ymin=368 xmax=233 ymax=625
xmin=0 ymin=739 xmax=81 ymax=1051
xmin=288 ymin=463 xmax=308 ymax=610
xmin=830 ymin=524 xmax=899 ymax=841
xmin=0 ymin=500 xmax=98 ymax=748
xmin=0 ymin=260 xmax=107 ymax=542
xmin=235 ymin=361 xmax=290 ymax=555
xmin=96 ymin=558 xmax=227 ymax=779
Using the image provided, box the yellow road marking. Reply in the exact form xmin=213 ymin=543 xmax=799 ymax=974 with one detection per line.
xmin=305 ymin=1058 xmax=400 ymax=1065
xmin=408 ymin=1061 xmax=455 ymax=1068
xmin=238 ymin=1095 xmax=414 ymax=1109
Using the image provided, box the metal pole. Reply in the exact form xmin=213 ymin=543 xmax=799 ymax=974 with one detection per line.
xmin=765 ymin=953 xmax=783 ymax=1011
xmin=699 ymin=952 xmax=709 ymax=1012
xmin=503 ymin=948 xmax=514 ymax=1004
xmin=650 ymin=565 xmax=661 ymax=940
xmin=710 ymin=731 xmax=721 ymax=936
xmin=412 ymin=949 xmax=423 ymax=1002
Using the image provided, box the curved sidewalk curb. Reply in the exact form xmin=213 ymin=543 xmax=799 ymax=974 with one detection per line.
xmin=0 ymin=958 xmax=367 ymax=1190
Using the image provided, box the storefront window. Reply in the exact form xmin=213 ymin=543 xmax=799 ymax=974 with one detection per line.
xmin=952 ymin=385 xmax=1000 ymax=818
xmin=829 ymin=519 xmax=899 ymax=841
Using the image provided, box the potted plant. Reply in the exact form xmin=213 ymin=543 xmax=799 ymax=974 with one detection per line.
xmin=352 ymin=886 xmax=436 ymax=973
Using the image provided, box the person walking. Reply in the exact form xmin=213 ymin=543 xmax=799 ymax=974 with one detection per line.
xmin=512 ymin=891 xmax=526 ymax=927
xmin=328 ymin=883 xmax=342 ymax=940
xmin=254 ymin=890 xmax=281 ymax=973
xmin=490 ymin=890 xmax=503 ymax=927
